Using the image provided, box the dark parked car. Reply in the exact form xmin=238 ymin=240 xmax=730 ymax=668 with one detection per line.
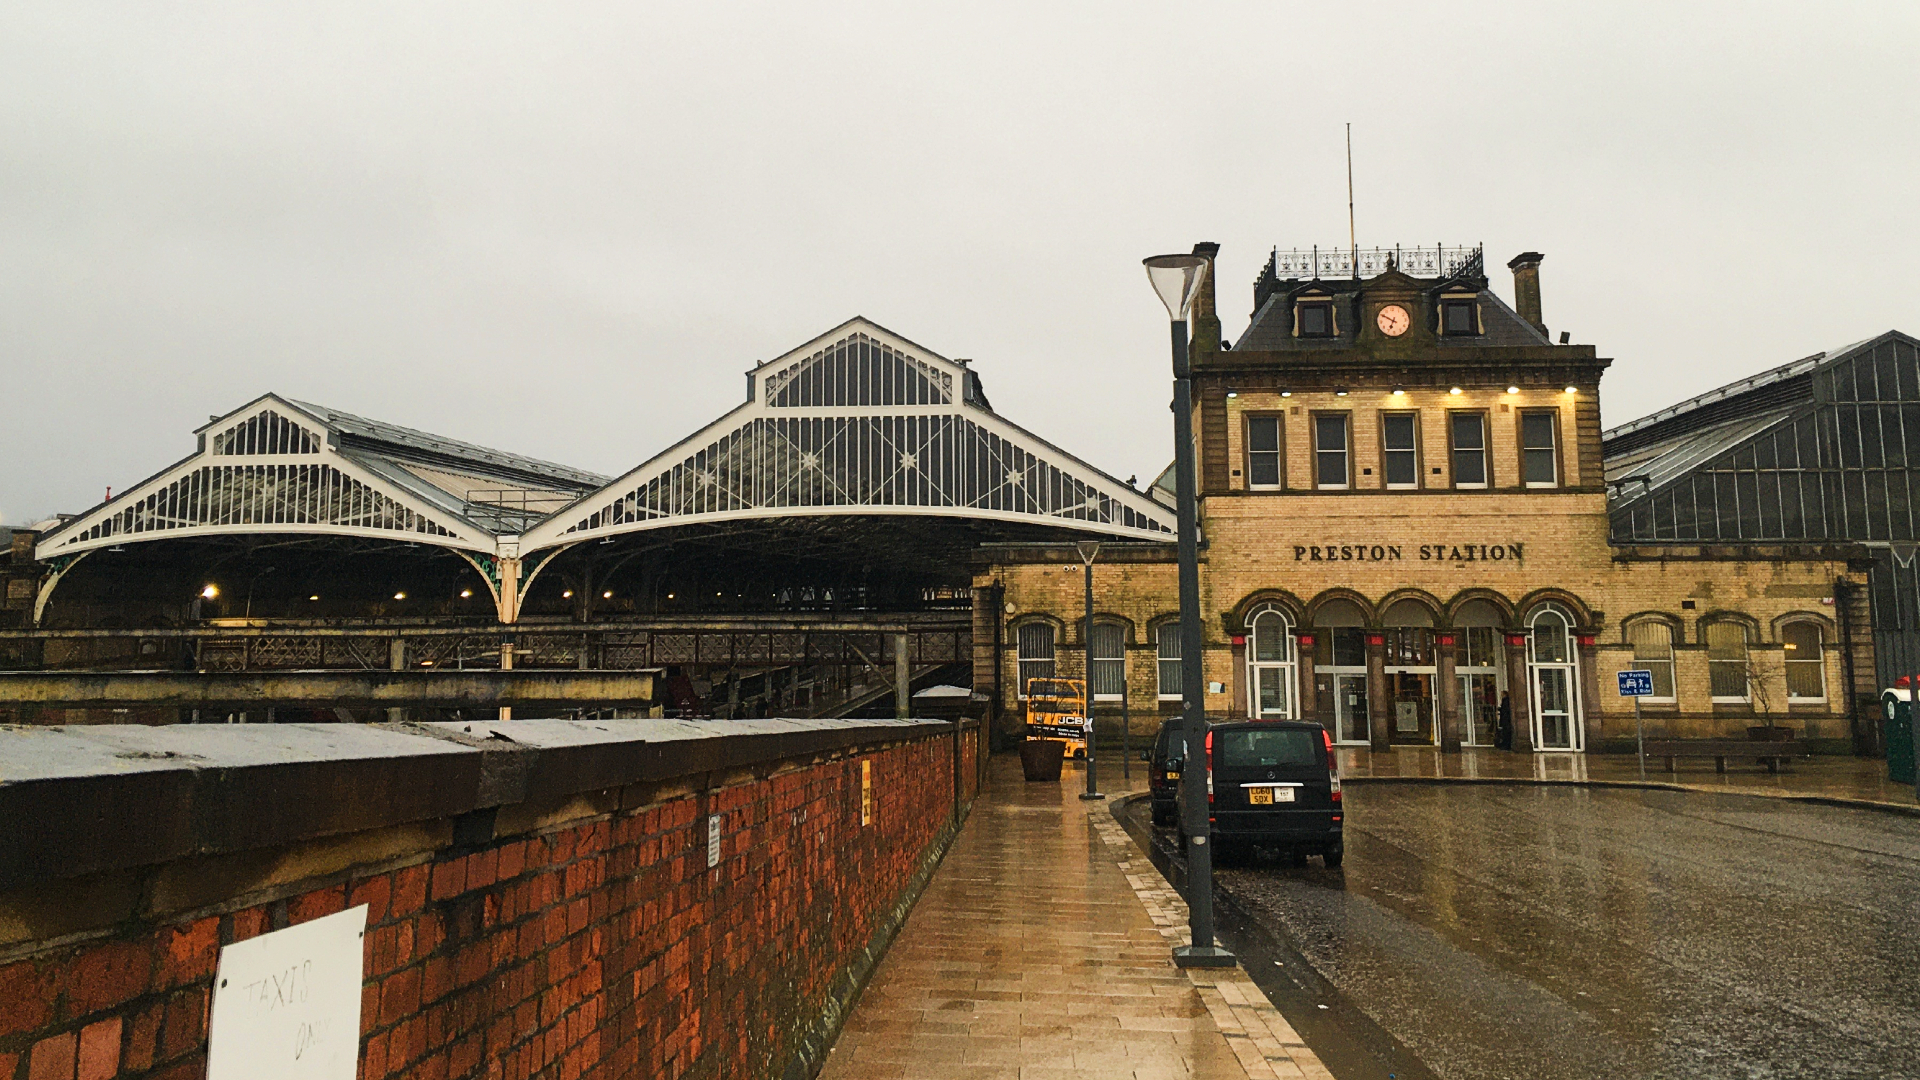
xmin=1178 ymin=720 xmax=1343 ymax=867
xmin=1148 ymin=718 xmax=1185 ymax=825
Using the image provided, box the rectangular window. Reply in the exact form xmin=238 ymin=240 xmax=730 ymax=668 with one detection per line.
xmin=1451 ymin=412 xmax=1488 ymax=488
xmin=1314 ymin=413 xmax=1350 ymax=489
xmin=1706 ymin=622 xmax=1750 ymax=701
xmin=1297 ymin=302 xmax=1334 ymax=337
xmin=1783 ymin=623 xmax=1826 ymax=700
xmin=1381 ymin=412 xmax=1419 ymax=488
xmin=1625 ymin=622 xmax=1676 ymax=700
xmin=1521 ymin=411 xmax=1559 ymax=487
xmin=1016 ymin=623 xmax=1055 ymax=699
xmin=1156 ymin=624 xmax=1183 ymax=699
xmin=1089 ymin=622 xmax=1125 ymax=701
xmin=1246 ymin=416 xmax=1282 ymax=488
xmin=1217 ymin=728 xmax=1320 ymax=768
xmin=1442 ymin=300 xmax=1477 ymax=335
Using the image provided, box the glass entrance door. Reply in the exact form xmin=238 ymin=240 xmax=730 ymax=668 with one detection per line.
xmin=1387 ymin=671 xmax=1435 ymax=744
xmin=1460 ymin=672 xmax=1501 ymax=746
xmin=1528 ymin=606 xmax=1585 ymax=752
xmin=1324 ymin=672 xmax=1369 ymax=744
xmin=1535 ymin=668 xmax=1577 ymax=749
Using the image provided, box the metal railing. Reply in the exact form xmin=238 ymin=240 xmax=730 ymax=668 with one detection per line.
xmin=1267 ymin=244 xmax=1482 ymax=282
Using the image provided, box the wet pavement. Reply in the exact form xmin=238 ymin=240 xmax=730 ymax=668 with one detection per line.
xmin=818 ymin=756 xmax=1334 ymax=1080
xmin=1335 ymin=745 xmax=1920 ymax=811
xmin=1132 ymin=784 xmax=1920 ymax=1080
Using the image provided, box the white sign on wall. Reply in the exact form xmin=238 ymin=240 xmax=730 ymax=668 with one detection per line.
xmin=207 ymin=904 xmax=368 ymax=1080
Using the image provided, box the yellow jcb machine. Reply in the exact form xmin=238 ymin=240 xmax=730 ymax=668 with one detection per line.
xmin=1024 ymin=677 xmax=1089 ymax=758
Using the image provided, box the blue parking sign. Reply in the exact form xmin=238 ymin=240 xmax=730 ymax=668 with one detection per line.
xmin=1617 ymin=669 xmax=1655 ymax=697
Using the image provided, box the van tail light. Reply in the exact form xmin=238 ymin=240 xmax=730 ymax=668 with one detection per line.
xmin=1205 ymin=730 xmax=1214 ymax=805
xmin=1324 ymin=727 xmax=1342 ymax=803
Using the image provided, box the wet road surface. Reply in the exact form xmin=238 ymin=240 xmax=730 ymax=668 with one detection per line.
xmin=1130 ymin=784 xmax=1920 ymax=1080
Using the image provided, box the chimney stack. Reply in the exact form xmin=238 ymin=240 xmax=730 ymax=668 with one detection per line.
xmin=1190 ymin=242 xmax=1222 ymax=353
xmin=1507 ymin=252 xmax=1546 ymax=338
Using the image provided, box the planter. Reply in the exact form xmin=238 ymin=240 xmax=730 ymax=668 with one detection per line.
xmin=1019 ymin=738 xmax=1065 ymax=782
xmin=1746 ymin=725 xmax=1795 ymax=742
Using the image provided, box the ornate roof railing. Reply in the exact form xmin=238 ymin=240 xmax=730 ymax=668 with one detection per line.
xmin=1266 ymin=244 xmax=1483 ymax=282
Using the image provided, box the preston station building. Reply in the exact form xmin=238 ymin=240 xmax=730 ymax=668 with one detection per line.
xmin=5 ymin=241 xmax=1914 ymax=759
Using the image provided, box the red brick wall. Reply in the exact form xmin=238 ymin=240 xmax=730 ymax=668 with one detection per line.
xmin=0 ymin=731 xmax=969 ymax=1080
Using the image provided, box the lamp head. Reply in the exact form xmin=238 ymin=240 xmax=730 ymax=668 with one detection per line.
xmin=1143 ymin=254 xmax=1210 ymax=320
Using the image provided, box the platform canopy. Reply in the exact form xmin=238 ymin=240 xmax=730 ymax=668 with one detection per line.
xmin=37 ymin=394 xmax=609 ymax=559
xmin=518 ymin=318 xmax=1173 ymax=555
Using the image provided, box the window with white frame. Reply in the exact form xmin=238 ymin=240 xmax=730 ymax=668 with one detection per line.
xmin=1246 ymin=416 xmax=1282 ymax=488
xmin=1521 ymin=411 xmax=1559 ymax=487
xmin=1625 ymin=621 xmax=1676 ymax=701
xmin=1782 ymin=622 xmax=1826 ymax=700
xmin=1314 ymin=414 xmax=1350 ymax=489
xmin=1016 ymin=622 xmax=1056 ymax=698
xmin=1156 ymin=623 xmax=1183 ymax=699
xmin=1451 ymin=412 xmax=1489 ymax=488
xmin=1382 ymin=412 xmax=1419 ymax=489
xmin=1089 ymin=622 xmax=1126 ymax=701
xmin=1706 ymin=622 xmax=1750 ymax=701
xmin=1246 ymin=607 xmax=1297 ymax=718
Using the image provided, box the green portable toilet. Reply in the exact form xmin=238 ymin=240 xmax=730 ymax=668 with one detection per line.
xmin=1883 ymin=689 xmax=1916 ymax=785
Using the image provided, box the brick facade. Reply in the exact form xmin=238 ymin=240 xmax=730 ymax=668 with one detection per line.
xmin=971 ymin=244 xmax=1876 ymax=754
xmin=0 ymin=720 xmax=980 ymax=1080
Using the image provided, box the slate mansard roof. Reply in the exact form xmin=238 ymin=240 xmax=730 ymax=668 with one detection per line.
xmin=1231 ymin=245 xmax=1552 ymax=353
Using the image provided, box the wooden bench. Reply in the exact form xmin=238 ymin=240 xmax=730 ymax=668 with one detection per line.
xmin=1641 ymin=738 xmax=1806 ymax=774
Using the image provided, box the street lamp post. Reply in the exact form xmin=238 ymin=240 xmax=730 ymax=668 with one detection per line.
xmin=1144 ymin=253 xmax=1235 ymax=968
xmin=1077 ymin=540 xmax=1103 ymax=801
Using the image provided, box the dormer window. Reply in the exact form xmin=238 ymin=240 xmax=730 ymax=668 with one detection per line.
xmin=1295 ymin=299 xmax=1336 ymax=338
xmin=1440 ymin=295 xmax=1479 ymax=336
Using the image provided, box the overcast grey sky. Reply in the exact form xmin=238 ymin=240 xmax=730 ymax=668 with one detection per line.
xmin=4 ymin=2 xmax=1917 ymax=525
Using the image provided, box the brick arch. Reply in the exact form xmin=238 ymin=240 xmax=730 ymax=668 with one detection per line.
xmin=1008 ymin=611 xmax=1067 ymax=636
xmin=1515 ymin=588 xmax=1596 ymax=631
xmin=1377 ymin=588 xmax=1446 ymax=627
xmin=1617 ymin=609 xmax=1684 ymax=644
xmin=1088 ymin=612 xmax=1139 ymax=645
xmin=1445 ymin=588 xmax=1517 ymax=626
xmin=1695 ymin=608 xmax=1761 ymax=644
xmin=1223 ymin=588 xmax=1308 ymax=632
xmin=1306 ymin=589 xmax=1374 ymax=627
xmin=1770 ymin=610 xmax=1836 ymax=639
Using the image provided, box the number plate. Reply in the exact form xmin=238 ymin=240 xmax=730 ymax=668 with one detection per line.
xmin=1247 ymin=787 xmax=1294 ymax=805
xmin=1165 ymin=770 xmax=1180 ymax=780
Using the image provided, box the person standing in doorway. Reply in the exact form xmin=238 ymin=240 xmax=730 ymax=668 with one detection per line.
xmin=1497 ymin=692 xmax=1514 ymax=751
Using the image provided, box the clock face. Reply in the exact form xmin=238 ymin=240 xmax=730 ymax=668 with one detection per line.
xmin=1376 ymin=304 xmax=1411 ymax=337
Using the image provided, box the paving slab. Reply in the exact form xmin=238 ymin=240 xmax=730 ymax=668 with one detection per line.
xmin=819 ymin=756 xmax=1332 ymax=1080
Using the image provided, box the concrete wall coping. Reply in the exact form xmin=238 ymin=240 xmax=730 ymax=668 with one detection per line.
xmin=0 ymin=716 xmax=962 ymax=892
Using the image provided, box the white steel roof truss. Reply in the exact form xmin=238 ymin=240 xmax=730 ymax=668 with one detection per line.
xmin=37 ymin=398 xmax=497 ymax=558
xmin=518 ymin=319 xmax=1172 ymax=551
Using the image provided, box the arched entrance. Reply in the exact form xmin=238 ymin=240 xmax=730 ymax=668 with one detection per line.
xmin=1381 ymin=598 xmax=1439 ymax=745
xmin=1455 ymin=599 xmax=1507 ymax=747
xmin=1312 ymin=598 xmax=1370 ymax=744
xmin=1527 ymin=604 xmax=1584 ymax=751
xmin=1245 ymin=605 xmax=1298 ymax=719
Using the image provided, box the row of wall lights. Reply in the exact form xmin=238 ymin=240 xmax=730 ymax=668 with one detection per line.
xmin=1230 ymin=385 xmax=1580 ymax=399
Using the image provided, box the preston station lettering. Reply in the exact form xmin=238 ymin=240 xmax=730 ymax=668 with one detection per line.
xmin=1292 ymin=543 xmax=1524 ymax=563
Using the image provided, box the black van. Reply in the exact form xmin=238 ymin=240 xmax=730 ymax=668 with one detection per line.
xmin=1179 ymin=720 xmax=1343 ymax=867
xmin=1148 ymin=719 xmax=1184 ymax=825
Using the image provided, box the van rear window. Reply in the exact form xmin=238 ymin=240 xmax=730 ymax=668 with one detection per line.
xmin=1217 ymin=729 xmax=1319 ymax=768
